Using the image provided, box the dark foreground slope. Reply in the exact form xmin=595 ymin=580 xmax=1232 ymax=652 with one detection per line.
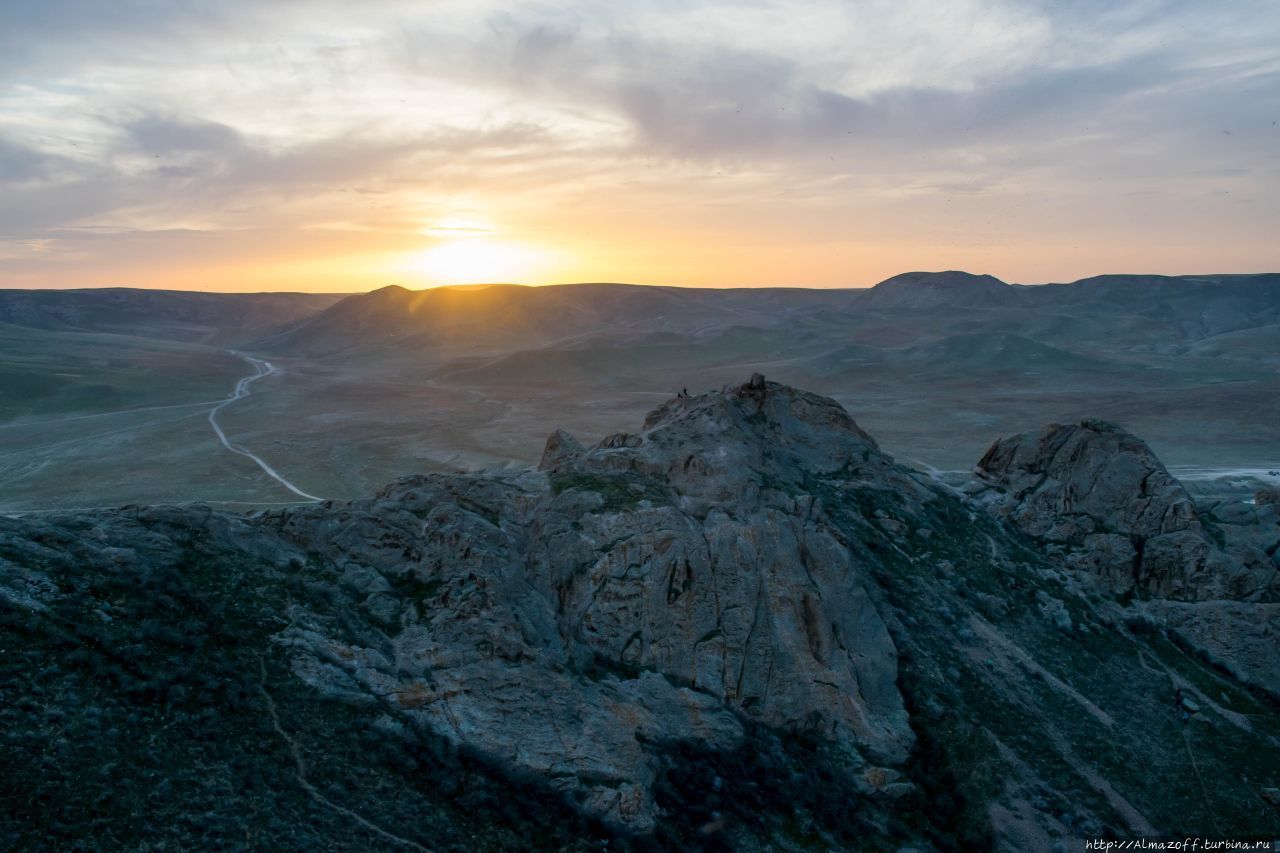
xmin=2 ymin=378 xmax=1278 ymax=850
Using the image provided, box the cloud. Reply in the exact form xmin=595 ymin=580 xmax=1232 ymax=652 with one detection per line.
xmin=458 ymin=4 xmax=1276 ymax=171
xmin=0 ymin=136 xmax=78 ymax=183
xmin=0 ymin=106 xmax=565 ymax=241
xmin=123 ymin=115 xmax=247 ymax=155
xmin=1 ymin=0 xmax=1278 ymax=287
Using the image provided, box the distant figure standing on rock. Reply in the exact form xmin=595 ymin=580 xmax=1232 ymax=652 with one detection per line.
xmin=747 ymin=373 xmax=766 ymax=391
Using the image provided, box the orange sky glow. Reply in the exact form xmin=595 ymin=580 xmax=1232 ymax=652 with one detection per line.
xmin=2 ymin=1 xmax=1277 ymax=291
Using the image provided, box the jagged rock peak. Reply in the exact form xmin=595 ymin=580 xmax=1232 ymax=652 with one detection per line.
xmin=969 ymin=419 xmax=1276 ymax=603
xmin=226 ymin=376 xmax=925 ymax=832
xmin=972 ymin=419 xmax=1201 ymax=541
xmin=537 ymin=428 xmax=584 ymax=471
xmin=544 ymin=378 xmax=886 ymax=515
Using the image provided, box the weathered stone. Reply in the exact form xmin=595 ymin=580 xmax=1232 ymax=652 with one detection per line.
xmin=970 ymin=419 xmax=1276 ymax=603
xmin=538 ymin=428 xmax=584 ymax=471
xmin=6 ymin=377 xmax=1280 ymax=846
xmin=247 ymin=380 xmax=922 ymax=828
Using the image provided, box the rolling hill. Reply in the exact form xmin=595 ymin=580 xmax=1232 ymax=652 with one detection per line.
xmin=0 ymin=288 xmax=343 ymax=345
xmin=2 ymin=270 xmax=1276 ymax=509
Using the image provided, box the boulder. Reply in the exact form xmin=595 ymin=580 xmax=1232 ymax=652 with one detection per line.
xmin=970 ymin=419 xmax=1273 ymax=601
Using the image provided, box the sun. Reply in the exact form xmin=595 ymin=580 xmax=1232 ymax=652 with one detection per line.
xmin=410 ymin=239 xmax=550 ymax=285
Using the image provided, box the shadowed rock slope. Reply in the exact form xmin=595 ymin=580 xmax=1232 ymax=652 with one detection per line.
xmin=970 ymin=419 xmax=1280 ymax=700
xmin=3 ymin=379 xmax=1278 ymax=850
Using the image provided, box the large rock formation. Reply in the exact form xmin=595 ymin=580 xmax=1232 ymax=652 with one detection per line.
xmin=969 ymin=419 xmax=1277 ymax=601
xmin=3 ymin=379 xmax=1279 ymax=850
xmin=969 ymin=419 xmax=1279 ymax=696
xmin=244 ymin=379 xmax=921 ymax=831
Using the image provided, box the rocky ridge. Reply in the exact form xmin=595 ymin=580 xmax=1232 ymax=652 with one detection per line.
xmin=3 ymin=377 xmax=1278 ymax=850
xmin=970 ymin=418 xmax=1278 ymax=599
xmin=969 ymin=419 xmax=1280 ymax=695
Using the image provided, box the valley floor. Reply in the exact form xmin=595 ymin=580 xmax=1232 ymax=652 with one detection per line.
xmin=3 ymin=346 xmax=1277 ymax=513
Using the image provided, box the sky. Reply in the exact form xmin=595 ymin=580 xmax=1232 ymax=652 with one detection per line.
xmin=1 ymin=0 xmax=1278 ymax=292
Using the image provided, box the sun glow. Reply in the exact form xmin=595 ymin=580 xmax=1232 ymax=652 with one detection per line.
xmin=408 ymin=239 xmax=554 ymax=285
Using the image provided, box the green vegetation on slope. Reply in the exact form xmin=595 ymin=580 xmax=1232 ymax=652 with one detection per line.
xmin=0 ymin=324 xmax=245 ymax=421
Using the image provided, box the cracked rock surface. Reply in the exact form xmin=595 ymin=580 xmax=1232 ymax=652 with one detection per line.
xmin=3 ymin=379 xmax=1279 ymax=850
xmin=970 ymin=419 xmax=1278 ymax=602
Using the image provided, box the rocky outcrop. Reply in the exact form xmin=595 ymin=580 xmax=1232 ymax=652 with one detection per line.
xmin=969 ymin=419 xmax=1277 ymax=601
xmin=4 ymin=379 xmax=1280 ymax=849
xmin=542 ymin=379 xmax=909 ymax=756
xmin=969 ymin=419 xmax=1279 ymax=701
xmin=1145 ymin=494 xmax=1280 ymax=696
xmin=1140 ymin=600 xmax=1280 ymax=698
xmin=260 ymin=378 xmax=919 ymax=831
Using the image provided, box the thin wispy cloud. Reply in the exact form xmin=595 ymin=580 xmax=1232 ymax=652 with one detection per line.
xmin=1 ymin=0 xmax=1277 ymax=289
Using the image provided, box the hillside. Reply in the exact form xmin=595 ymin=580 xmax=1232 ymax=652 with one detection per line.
xmin=2 ymin=271 xmax=1277 ymax=511
xmin=0 ymin=322 xmax=254 ymax=420
xmin=256 ymin=282 xmax=863 ymax=359
xmin=3 ymin=377 xmax=1278 ymax=849
xmin=0 ymin=288 xmax=343 ymax=345
xmin=858 ymin=270 xmax=1016 ymax=309
xmin=258 ymin=272 xmax=1280 ymax=361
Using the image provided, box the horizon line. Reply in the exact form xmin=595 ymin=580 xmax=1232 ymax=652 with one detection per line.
xmin=3 ymin=269 xmax=1279 ymax=296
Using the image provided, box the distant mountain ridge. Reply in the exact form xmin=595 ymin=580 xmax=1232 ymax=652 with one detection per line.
xmin=0 ymin=288 xmax=345 ymax=345
xmin=859 ymin=270 xmax=1017 ymax=309
xmin=257 ymin=281 xmax=853 ymax=357
xmin=247 ymin=270 xmax=1280 ymax=358
xmin=4 ymin=270 xmax=1277 ymax=346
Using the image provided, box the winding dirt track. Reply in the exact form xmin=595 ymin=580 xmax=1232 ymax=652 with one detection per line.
xmin=208 ymin=353 xmax=323 ymax=502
